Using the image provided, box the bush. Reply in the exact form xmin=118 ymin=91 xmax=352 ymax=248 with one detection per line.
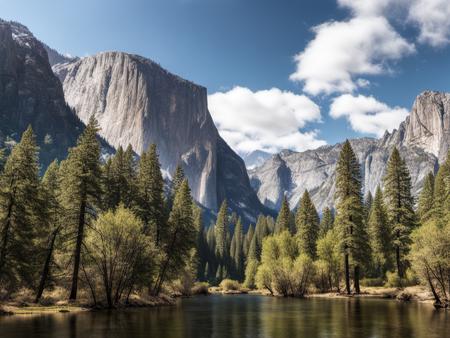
xmin=360 ymin=278 xmax=385 ymax=287
xmin=191 ymin=282 xmax=210 ymax=295
xmin=385 ymin=270 xmax=417 ymax=288
xmin=219 ymin=279 xmax=241 ymax=291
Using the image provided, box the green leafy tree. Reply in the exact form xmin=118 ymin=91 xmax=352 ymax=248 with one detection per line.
xmin=0 ymin=127 xmax=41 ymax=290
xmin=432 ymin=158 xmax=449 ymax=225
xmin=334 ymin=140 xmax=369 ymax=294
xmin=368 ymin=186 xmax=392 ymax=277
xmin=295 ymin=190 xmax=319 ymax=258
xmin=59 ymin=117 xmax=103 ymax=300
xmin=383 ymin=147 xmax=417 ymax=278
xmin=317 ymin=229 xmax=342 ymax=292
xmin=274 ymin=195 xmax=290 ymax=234
xmin=214 ymin=200 xmax=229 ymax=260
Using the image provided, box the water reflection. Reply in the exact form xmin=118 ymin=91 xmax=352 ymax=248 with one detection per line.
xmin=0 ymin=295 xmax=448 ymax=338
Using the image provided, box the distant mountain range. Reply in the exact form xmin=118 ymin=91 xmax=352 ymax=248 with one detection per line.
xmin=249 ymin=91 xmax=448 ymax=211
xmin=1 ymin=18 xmax=449 ymax=223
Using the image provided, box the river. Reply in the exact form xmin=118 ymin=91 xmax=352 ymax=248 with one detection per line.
xmin=0 ymin=295 xmax=448 ymax=338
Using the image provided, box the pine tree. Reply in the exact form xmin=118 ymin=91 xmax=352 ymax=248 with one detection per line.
xmin=103 ymin=145 xmax=136 ymax=210
xmin=320 ymin=207 xmax=334 ymax=237
xmin=214 ymin=200 xmax=229 ymax=260
xmin=383 ymin=147 xmax=417 ymax=278
xmin=153 ymin=180 xmax=195 ymax=295
xmin=368 ymin=186 xmax=392 ymax=277
xmin=364 ymin=191 xmax=373 ymax=224
xmin=35 ymin=161 xmax=62 ymax=302
xmin=334 ymin=140 xmax=369 ymax=294
xmin=0 ymin=126 xmax=41 ymax=289
xmin=432 ymin=157 xmax=449 ymax=224
xmin=295 ymin=190 xmax=320 ymax=259
xmin=168 ymin=164 xmax=185 ymax=210
xmin=417 ymin=172 xmax=435 ymax=224
xmin=230 ymin=217 xmax=244 ymax=280
xmin=274 ymin=195 xmax=290 ymax=234
xmin=59 ymin=117 xmax=102 ymax=300
xmin=243 ymin=224 xmax=254 ymax=257
xmin=135 ymin=144 xmax=165 ymax=245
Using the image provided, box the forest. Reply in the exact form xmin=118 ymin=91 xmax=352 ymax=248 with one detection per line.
xmin=0 ymin=118 xmax=449 ymax=309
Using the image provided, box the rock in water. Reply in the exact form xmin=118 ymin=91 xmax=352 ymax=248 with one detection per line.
xmin=54 ymin=52 xmax=268 ymax=222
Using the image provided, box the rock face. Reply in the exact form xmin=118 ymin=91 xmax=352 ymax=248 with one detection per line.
xmin=241 ymin=150 xmax=272 ymax=169
xmin=250 ymin=92 xmax=447 ymax=212
xmin=53 ymin=52 xmax=268 ymax=222
xmin=0 ymin=20 xmax=84 ymax=168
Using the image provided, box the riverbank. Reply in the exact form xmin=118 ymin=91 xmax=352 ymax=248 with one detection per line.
xmin=0 ymin=293 xmax=175 ymax=316
xmin=209 ymin=285 xmax=435 ymax=303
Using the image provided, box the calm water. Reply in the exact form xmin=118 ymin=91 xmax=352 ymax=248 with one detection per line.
xmin=0 ymin=295 xmax=448 ymax=338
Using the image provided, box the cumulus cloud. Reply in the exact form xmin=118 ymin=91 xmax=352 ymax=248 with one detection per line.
xmin=290 ymin=16 xmax=415 ymax=96
xmin=208 ymin=86 xmax=326 ymax=154
xmin=330 ymin=94 xmax=409 ymax=136
xmin=337 ymin=0 xmax=392 ymax=16
xmin=408 ymin=0 xmax=450 ymax=47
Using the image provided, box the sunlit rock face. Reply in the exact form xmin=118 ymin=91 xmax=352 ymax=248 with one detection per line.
xmin=54 ymin=52 xmax=268 ymax=221
xmin=250 ymin=92 xmax=448 ymax=212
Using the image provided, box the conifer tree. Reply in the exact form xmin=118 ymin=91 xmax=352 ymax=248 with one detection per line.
xmin=417 ymin=172 xmax=435 ymax=224
xmin=295 ymin=190 xmax=320 ymax=258
xmin=136 ymin=144 xmax=165 ymax=245
xmin=59 ymin=117 xmax=103 ymax=300
xmin=368 ymin=186 xmax=392 ymax=276
xmin=0 ymin=127 xmax=41 ymax=289
xmin=243 ymin=224 xmax=254 ymax=257
xmin=214 ymin=200 xmax=229 ymax=260
xmin=230 ymin=217 xmax=244 ymax=280
xmin=320 ymin=207 xmax=334 ymax=237
xmin=334 ymin=140 xmax=369 ymax=294
xmin=364 ymin=191 xmax=373 ymax=224
xmin=432 ymin=158 xmax=449 ymax=224
xmin=383 ymin=147 xmax=417 ymax=278
xmin=274 ymin=195 xmax=290 ymax=234
xmin=168 ymin=164 xmax=185 ymax=210
xmin=35 ymin=161 xmax=61 ymax=302
xmin=153 ymin=180 xmax=196 ymax=295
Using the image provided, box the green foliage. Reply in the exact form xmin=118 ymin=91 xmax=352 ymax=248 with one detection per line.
xmin=0 ymin=126 xmax=41 ymax=290
xmin=230 ymin=217 xmax=244 ymax=280
xmin=316 ymin=229 xmax=342 ymax=292
xmin=383 ymin=147 xmax=417 ymax=278
xmin=219 ymin=279 xmax=241 ymax=291
xmin=319 ymin=207 xmax=334 ymax=237
xmin=417 ymin=172 xmax=434 ymax=224
xmin=214 ymin=200 xmax=229 ymax=260
xmin=368 ymin=186 xmax=392 ymax=276
xmin=295 ymin=190 xmax=319 ymax=258
xmin=274 ymin=195 xmax=290 ymax=234
xmin=85 ymin=205 xmax=157 ymax=307
xmin=243 ymin=258 xmax=259 ymax=289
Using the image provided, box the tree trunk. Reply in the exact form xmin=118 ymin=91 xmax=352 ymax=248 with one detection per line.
xmin=35 ymin=228 xmax=59 ymax=303
xmin=344 ymin=252 xmax=351 ymax=295
xmin=396 ymin=244 xmax=402 ymax=279
xmin=69 ymin=198 xmax=86 ymax=301
xmin=354 ymin=265 xmax=360 ymax=294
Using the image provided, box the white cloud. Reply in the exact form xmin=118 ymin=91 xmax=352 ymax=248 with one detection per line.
xmin=290 ymin=16 xmax=415 ymax=96
xmin=330 ymin=94 xmax=409 ymax=136
xmin=408 ymin=0 xmax=450 ymax=47
xmin=208 ymin=86 xmax=326 ymax=154
xmin=337 ymin=0 xmax=391 ymax=16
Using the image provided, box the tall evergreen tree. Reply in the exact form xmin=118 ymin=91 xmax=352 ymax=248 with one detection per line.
xmin=153 ymin=180 xmax=196 ymax=295
xmin=59 ymin=117 xmax=103 ymax=300
xmin=168 ymin=164 xmax=185 ymax=210
xmin=417 ymin=172 xmax=435 ymax=224
xmin=368 ymin=186 xmax=392 ymax=277
xmin=274 ymin=195 xmax=290 ymax=234
xmin=295 ymin=190 xmax=320 ymax=258
xmin=0 ymin=127 xmax=41 ymax=289
xmin=230 ymin=217 xmax=244 ymax=280
xmin=383 ymin=147 xmax=417 ymax=278
xmin=136 ymin=144 xmax=166 ymax=245
xmin=334 ymin=140 xmax=369 ymax=294
xmin=214 ymin=200 xmax=229 ymax=260
xmin=364 ymin=191 xmax=373 ymax=224
xmin=432 ymin=157 xmax=450 ymax=224
xmin=243 ymin=224 xmax=254 ymax=258
xmin=320 ymin=207 xmax=334 ymax=237
xmin=35 ymin=161 xmax=61 ymax=302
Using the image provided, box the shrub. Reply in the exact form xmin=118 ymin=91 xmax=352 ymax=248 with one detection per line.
xmin=191 ymin=282 xmax=210 ymax=295
xmin=360 ymin=278 xmax=384 ymax=287
xmin=219 ymin=279 xmax=241 ymax=291
xmin=385 ymin=270 xmax=417 ymax=288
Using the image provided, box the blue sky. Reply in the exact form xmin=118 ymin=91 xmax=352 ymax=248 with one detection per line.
xmin=2 ymin=0 xmax=450 ymax=154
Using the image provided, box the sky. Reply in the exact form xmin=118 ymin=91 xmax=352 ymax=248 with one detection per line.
xmin=2 ymin=0 xmax=450 ymax=155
